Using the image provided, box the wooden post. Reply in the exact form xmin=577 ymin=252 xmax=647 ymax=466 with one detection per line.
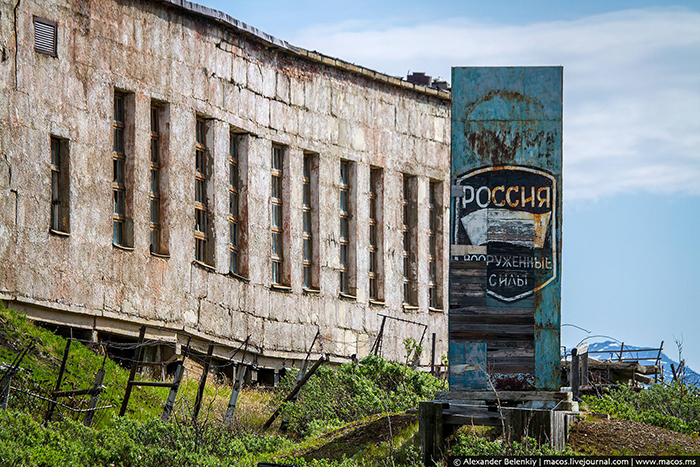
xmin=371 ymin=316 xmax=387 ymax=356
xmin=161 ymin=337 xmax=190 ymax=421
xmin=119 ymin=325 xmax=147 ymax=417
xmin=160 ymin=360 xmax=183 ymax=421
xmin=430 ymin=333 xmax=436 ymax=375
xmin=419 ymin=401 xmax=443 ymax=466
xmin=576 ymin=344 xmax=589 ymax=386
xmin=83 ymin=368 xmax=106 ymax=427
xmin=618 ymin=342 xmax=624 ymax=361
xmin=581 ymin=350 xmax=589 ymax=386
xmin=505 ymin=408 xmax=552 ymax=446
xmin=0 ymin=374 xmax=9 ymax=410
xmin=224 ymin=363 xmax=247 ymax=423
xmin=263 ymin=355 xmax=326 ymax=430
xmin=1 ymin=342 xmax=35 ymax=411
xmin=571 ymin=348 xmax=580 ymax=400
xmin=192 ymin=342 xmax=215 ymax=422
xmin=45 ymin=339 xmax=71 ymax=422
xmin=655 ymin=341 xmax=664 ymax=383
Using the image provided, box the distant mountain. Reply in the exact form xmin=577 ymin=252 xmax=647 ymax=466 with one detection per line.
xmin=583 ymin=340 xmax=700 ymax=385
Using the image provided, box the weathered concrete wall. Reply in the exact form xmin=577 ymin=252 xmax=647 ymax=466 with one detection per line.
xmin=0 ymin=0 xmax=451 ymax=368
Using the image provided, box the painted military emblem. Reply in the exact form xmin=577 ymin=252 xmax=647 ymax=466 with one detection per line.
xmin=452 ymin=165 xmax=557 ymax=302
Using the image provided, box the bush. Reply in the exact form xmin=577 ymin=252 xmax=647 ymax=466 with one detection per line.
xmin=583 ymin=383 xmax=700 ymax=435
xmin=276 ymin=354 xmax=446 ymax=436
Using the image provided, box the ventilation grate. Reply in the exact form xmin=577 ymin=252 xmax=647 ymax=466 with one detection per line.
xmin=34 ymin=17 xmax=57 ymax=57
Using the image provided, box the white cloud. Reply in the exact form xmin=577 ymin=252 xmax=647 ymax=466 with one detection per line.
xmin=291 ymin=8 xmax=700 ymax=201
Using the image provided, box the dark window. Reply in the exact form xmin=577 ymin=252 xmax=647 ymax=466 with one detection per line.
xmin=402 ymin=174 xmax=416 ymax=306
xmin=428 ymin=181 xmax=441 ymax=309
xmin=49 ymin=136 xmax=69 ymax=233
xmin=195 ymin=117 xmax=212 ymax=265
xmin=113 ymin=92 xmax=129 ymax=247
xmin=229 ymin=134 xmax=241 ymax=274
xmin=271 ymin=145 xmax=285 ymax=285
xmin=369 ymin=168 xmax=383 ymax=301
xmin=150 ymin=105 xmax=163 ymax=254
xmin=302 ymin=153 xmax=318 ymax=289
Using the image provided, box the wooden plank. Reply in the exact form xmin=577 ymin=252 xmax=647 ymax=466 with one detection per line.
xmin=450 ymin=323 xmax=534 ymax=332
xmin=489 ymin=362 xmax=535 ymax=373
xmin=450 ymin=330 xmax=534 ymax=341
xmin=481 ymin=340 xmax=535 ymax=350
xmin=488 ymin=348 xmax=535 ymax=359
xmin=451 ymin=261 xmax=487 ymax=269
xmin=444 ymin=414 xmax=502 ymax=427
xmin=161 ymin=361 xmax=184 ymax=421
xmin=450 ymin=306 xmax=535 ymax=316
xmin=435 ymin=390 xmax=570 ymax=402
xmin=450 ymin=315 xmax=534 ymax=325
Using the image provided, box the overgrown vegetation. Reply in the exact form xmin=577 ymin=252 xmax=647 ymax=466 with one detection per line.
xmin=6 ymin=301 xmax=699 ymax=464
xmin=0 ymin=304 xmax=447 ymax=466
xmin=0 ymin=304 xmax=235 ymax=426
xmin=0 ymin=410 xmax=298 ymax=467
xmin=582 ymin=384 xmax=700 ymax=436
xmin=277 ymin=354 xmax=446 ymax=436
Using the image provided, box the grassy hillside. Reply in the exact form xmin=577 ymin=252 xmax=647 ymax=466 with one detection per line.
xmin=2 ymin=303 xmax=699 ymax=465
xmin=0 ymin=304 xmax=445 ymax=466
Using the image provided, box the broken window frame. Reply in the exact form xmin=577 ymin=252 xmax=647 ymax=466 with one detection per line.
xmin=229 ymin=133 xmax=241 ymax=275
xmin=428 ymin=181 xmax=441 ymax=310
xmin=149 ymin=105 xmax=163 ymax=255
xmin=402 ymin=174 xmax=417 ymax=307
xmin=368 ymin=167 xmax=383 ymax=302
xmin=49 ymin=136 xmax=69 ymax=235
xmin=339 ymin=161 xmax=351 ymax=295
xmin=112 ymin=92 xmax=128 ymax=248
xmin=270 ymin=144 xmax=286 ymax=286
xmin=302 ymin=153 xmax=319 ymax=290
xmin=194 ymin=116 xmax=212 ymax=266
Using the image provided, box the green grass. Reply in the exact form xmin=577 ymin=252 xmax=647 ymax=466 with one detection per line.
xmin=0 ymin=304 xmax=449 ymax=466
xmin=582 ymin=384 xmax=700 ymax=436
xmin=0 ymin=304 xmax=256 ymax=427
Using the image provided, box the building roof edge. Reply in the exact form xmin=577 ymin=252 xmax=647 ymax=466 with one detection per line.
xmin=154 ymin=0 xmax=452 ymax=101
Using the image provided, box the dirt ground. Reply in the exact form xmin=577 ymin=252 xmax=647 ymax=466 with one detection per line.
xmin=569 ymin=418 xmax=700 ymax=455
xmin=301 ymin=413 xmax=417 ymax=461
xmin=295 ymin=412 xmax=700 ymax=459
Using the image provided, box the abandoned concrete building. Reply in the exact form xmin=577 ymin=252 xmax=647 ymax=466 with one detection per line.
xmin=0 ymin=0 xmax=452 ymax=380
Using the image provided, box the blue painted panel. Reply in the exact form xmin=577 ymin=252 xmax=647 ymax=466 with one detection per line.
xmin=449 ymin=342 xmax=488 ymax=391
xmin=449 ymin=67 xmax=562 ymax=391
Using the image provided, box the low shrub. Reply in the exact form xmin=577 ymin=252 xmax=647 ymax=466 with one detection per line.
xmin=582 ymin=383 xmax=700 ymax=435
xmin=276 ymin=354 xmax=446 ymax=436
xmin=0 ymin=410 xmax=298 ymax=467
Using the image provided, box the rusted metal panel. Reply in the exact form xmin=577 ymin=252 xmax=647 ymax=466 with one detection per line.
xmin=449 ymin=67 xmax=562 ymax=391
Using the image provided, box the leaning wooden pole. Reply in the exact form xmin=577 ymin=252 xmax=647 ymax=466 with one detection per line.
xmin=45 ymin=339 xmax=71 ymax=422
xmin=262 ymin=354 xmax=326 ymax=430
xmin=119 ymin=325 xmax=147 ymax=416
xmin=192 ymin=342 xmax=215 ymax=422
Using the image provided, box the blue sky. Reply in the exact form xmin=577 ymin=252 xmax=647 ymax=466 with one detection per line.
xmin=199 ymin=0 xmax=700 ymax=370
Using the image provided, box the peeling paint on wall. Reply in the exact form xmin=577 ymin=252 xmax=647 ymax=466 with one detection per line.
xmin=449 ymin=67 xmax=562 ymax=391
